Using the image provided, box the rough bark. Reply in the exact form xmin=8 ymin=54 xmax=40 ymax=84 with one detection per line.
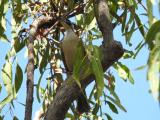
xmin=44 ymin=0 xmax=124 ymax=120
xmin=25 ymin=16 xmax=53 ymax=120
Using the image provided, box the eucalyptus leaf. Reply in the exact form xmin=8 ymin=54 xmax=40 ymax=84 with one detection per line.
xmin=146 ymin=20 xmax=160 ymax=49
xmin=14 ymin=63 xmax=23 ymax=93
xmin=91 ymin=46 xmax=104 ymax=98
xmin=106 ymin=101 xmax=118 ymax=114
xmin=0 ymin=95 xmax=13 ymax=109
xmin=107 ymin=96 xmax=127 ymax=112
xmin=1 ymin=60 xmax=13 ymax=94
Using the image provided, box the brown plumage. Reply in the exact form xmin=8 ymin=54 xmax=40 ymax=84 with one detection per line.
xmin=61 ymin=22 xmax=90 ymax=114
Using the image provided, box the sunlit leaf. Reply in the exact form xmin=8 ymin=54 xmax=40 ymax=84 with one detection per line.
xmin=147 ymin=43 xmax=160 ymax=100
xmin=146 ymin=20 xmax=160 ymax=49
xmin=0 ymin=0 xmax=9 ymax=17
xmin=0 ymin=95 xmax=13 ymax=109
xmin=0 ymin=34 xmax=9 ymax=42
xmin=123 ymin=50 xmax=134 ymax=59
xmin=147 ymin=0 xmax=154 ymax=26
xmin=114 ymin=62 xmax=134 ymax=84
xmin=1 ymin=60 xmax=13 ymax=94
xmin=5 ymin=38 xmax=25 ymax=59
xmin=91 ymin=46 xmax=104 ymax=98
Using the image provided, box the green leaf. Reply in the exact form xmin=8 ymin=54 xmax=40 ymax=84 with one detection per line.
xmin=114 ymin=62 xmax=134 ymax=84
xmin=0 ymin=16 xmax=6 ymax=31
xmin=13 ymin=116 xmax=19 ymax=120
xmin=147 ymin=0 xmax=154 ymax=26
xmin=91 ymin=46 xmax=104 ymax=98
xmin=147 ymin=46 xmax=160 ymax=100
xmin=1 ymin=60 xmax=13 ymax=94
xmin=107 ymin=96 xmax=127 ymax=112
xmin=121 ymin=10 xmax=127 ymax=33
xmin=0 ymin=34 xmax=8 ymax=42
xmin=134 ymin=13 xmax=145 ymax=37
xmin=92 ymin=102 xmax=100 ymax=115
xmin=39 ymin=42 xmax=50 ymax=73
xmin=135 ymin=65 xmax=147 ymax=71
xmin=123 ymin=50 xmax=134 ymax=59
xmin=0 ymin=84 xmax=1 ymax=93
xmin=0 ymin=0 xmax=9 ymax=17
xmin=146 ymin=20 xmax=160 ymax=49
xmin=5 ymin=38 xmax=25 ymax=59
xmin=73 ymin=42 xmax=87 ymax=87
xmin=65 ymin=113 xmax=74 ymax=119
xmin=0 ymin=95 xmax=13 ymax=109
xmin=67 ymin=0 xmax=75 ymax=11
xmin=105 ymin=113 xmax=112 ymax=120
xmin=106 ymin=101 xmax=118 ymax=114
xmin=14 ymin=64 xmax=23 ymax=93
xmin=0 ymin=115 xmax=4 ymax=120
xmin=134 ymin=41 xmax=145 ymax=58
xmin=36 ymin=72 xmax=44 ymax=103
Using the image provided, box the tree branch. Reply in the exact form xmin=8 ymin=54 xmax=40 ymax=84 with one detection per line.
xmin=44 ymin=0 xmax=124 ymax=120
xmin=25 ymin=16 xmax=53 ymax=120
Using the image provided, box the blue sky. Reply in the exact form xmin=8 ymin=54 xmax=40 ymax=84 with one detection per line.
xmin=0 ymin=1 xmax=160 ymax=120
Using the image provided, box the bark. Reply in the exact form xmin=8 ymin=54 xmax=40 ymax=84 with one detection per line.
xmin=44 ymin=0 xmax=124 ymax=120
xmin=25 ymin=16 xmax=53 ymax=120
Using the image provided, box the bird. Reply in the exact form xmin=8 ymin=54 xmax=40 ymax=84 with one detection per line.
xmin=61 ymin=21 xmax=90 ymax=114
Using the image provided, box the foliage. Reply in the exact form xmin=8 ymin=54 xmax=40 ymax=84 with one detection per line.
xmin=0 ymin=0 xmax=159 ymax=119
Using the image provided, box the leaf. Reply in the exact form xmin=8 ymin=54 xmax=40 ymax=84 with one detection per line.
xmin=1 ymin=60 xmax=13 ymax=94
xmin=123 ymin=50 xmax=134 ymax=59
xmin=107 ymin=96 xmax=127 ymax=112
xmin=135 ymin=65 xmax=147 ymax=70
xmin=134 ymin=13 xmax=145 ymax=37
xmin=0 ymin=115 xmax=4 ymax=120
xmin=5 ymin=38 xmax=25 ymax=59
xmin=92 ymin=102 xmax=100 ymax=115
xmin=0 ymin=84 xmax=1 ymax=93
xmin=121 ymin=10 xmax=127 ymax=33
xmin=67 ymin=0 xmax=74 ymax=11
xmin=106 ymin=101 xmax=118 ymax=114
xmin=0 ymin=0 xmax=9 ymax=17
xmin=147 ymin=0 xmax=154 ymax=26
xmin=39 ymin=0 xmax=48 ymax=2
xmin=13 ymin=116 xmax=19 ymax=120
xmin=147 ymin=46 xmax=160 ymax=100
xmin=0 ymin=34 xmax=8 ymax=42
xmin=14 ymin=64 xmax=23 ymax=93
xmin=91 ymin=46 xmax=104 ymax=98
xmin=105 ymin=113 xmax=112 ymax=120
xmin=1 ymin=16 xmax=6 ymax=31
xmin=36 ymin=72 xmax=44 ymax=103
xmin=114 ymin=62 xmax=134 ymax=84
xmin=0 ymin=95 xmax=13 ymax=109
xmin=134 ymin=41 xmax=145 ymax=58
xmin=39 ymin=42 xmax=49 ymax=73
xmin=65 ymin=113 xmax=74 ymax=119
xmin=146 ymin=20 xmax=160 ymax=49
xmin=73 ymin=42 xmax=86 ymax=88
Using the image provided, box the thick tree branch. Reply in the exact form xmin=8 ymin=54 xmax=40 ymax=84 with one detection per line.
xmin=25 ymin=16 xmax=53 ymax=120
xmin=44 ymin=0 xmax=124 ymax=120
